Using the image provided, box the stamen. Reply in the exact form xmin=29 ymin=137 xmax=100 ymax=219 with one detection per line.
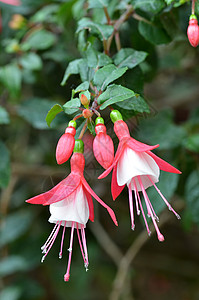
xmin=134 ymin=180 xmax=151 ymax=236
xmin=81 ymin=225 xmax=89 ymax=270
xmin=59 ymin=221 xmax=66 ymax=259
xmin=41 ymin=221 xmax=61 ymax=262
xmin=138 ymin=176 xmax=164 ymax=242
xmin=64 ymin=222 xmax=75 ymax=282
xmin=147 ymin=196 xmax=159 ymax=222
xmin=41 ymin=222 xmax=59 ymax=251
xmin=147 ymin=175 xmax=181 ymax=220
xmin=128 ymin=186 xmax=135 ymax=230
xmin=76 ymin=223 xmax=87 ymax=264
xmin=132 ymin=178 xmax=140 ymax=215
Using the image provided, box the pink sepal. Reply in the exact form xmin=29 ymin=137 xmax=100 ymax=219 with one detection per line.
xmin=56 ymin=133 xmax=75 ymax=165
xmin=93 ymin=133 xmax=114 ymax=169
xmin=83 ymin=186 xmax=94 ymax=222
xmin=111 ymin=166 xmax=125 ymax=200
xmin=0 ymin=0 xmax=21 ymax=5
xmin=127 ymin=138 xmax=159 ymax=152
xmin=147 ymin=151 xmax=181 ymax=174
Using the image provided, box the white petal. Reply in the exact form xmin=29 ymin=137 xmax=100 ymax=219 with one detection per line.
xmin=48 ymin=185 xmax=89 ymax=228
xmin=117 ymin=147 xmax=160 ymax=187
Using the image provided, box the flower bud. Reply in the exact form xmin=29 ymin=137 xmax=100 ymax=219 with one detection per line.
xmin=56 ymin=121 xmax=76 ymax=164
xmin=93 ymin=117 xmax=114 ymax=169
xmin=187 ymin=15 xmax=199 ymax=47
xmin=80 ymin=94 xmax=90 ymax=107
xmin=83 ymin=109 xmax=92 ymax=119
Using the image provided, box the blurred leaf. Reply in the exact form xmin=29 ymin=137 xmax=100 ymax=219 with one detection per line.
xmin=0 ymin=64 xmax=22 ymax=97
xmin=85 ymin=43 xmax=98 ymax=68
xmin=61 ymin=58 xmax=85 ymax=85
xmin=184 ymin=134 xmax=199 ymax=153
xmin=31 ymin=4 xmax=59 ymax=22
xmin=74 ymin=81 xmax=90 ymax=93
xmin=45 ymin=104 xmax=63 ymax=127
xmin=138 ymin=21 xmax=171 ymax=45
xmin=0 ymin=256 xmax=29 ymax=277
xmin=98 ymin=84 xmax=136 ymax=109
xmin=87 ymin=119 xmax=95 ymax=135
xmin=23 ymin=29 xmax=56 ymax=50
xmin=185 ymin=171 xmax=199 ymax=225
xmin=18 ymin=98 xmax=56 ymax=129
xmin=97 ymin=53 xmax=112 ymax=66
xmin=116 ymin=95 xmax=150 ymax=113
xmin=131 ymin=0 xmax=165 ymax=14
xmin=0 ymin=210 xmax=34 ymax=248
xmin=76 ymin=17 xmax=114 ymax=41
xmin=93 ymin=64 xmax=128 ymax=90
xmin=0 ymin=286 xmax=22 ymax=300
xmin=0 ymin=141 xmax=10 ymax=188
xmin=0 ymin=106 xmax=10 ymax=124
xmin=19 ymin=52 xmax=43 ymax=71
xmin=114 ymin=48 xmax=148 ymax=69
xmin=63 ymin=98 xmax=81 ymax=114
xmin=88 ymin=0 xmax=109 ymax=8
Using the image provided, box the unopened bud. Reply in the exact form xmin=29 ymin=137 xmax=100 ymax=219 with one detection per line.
xmin=83 ymin=109 xmax=92 ymax=119
xmin=9 ymin=14 xmax=26 ymax=30
xmin=80 ymin=94 xmax=89 ymax=107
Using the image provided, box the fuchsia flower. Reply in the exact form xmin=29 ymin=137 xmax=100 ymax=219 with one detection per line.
xmin=27 ymin=140 xmax=117 ymax=282
xmin=93 ymin=117 xmax=114 ymax=169
xmin=0 ymin=0 xmax=20 ymax=5
xmin=187 ymin=15 xmax=199 ymax=47
xmin=99 ymin=111 xmax=181 ymax=242
xmin=56 ymin=121 xmax=76 ymax=165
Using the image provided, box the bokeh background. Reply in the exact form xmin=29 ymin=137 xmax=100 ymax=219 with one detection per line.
xmin=0 ymin=1 xmax=199 ymax=299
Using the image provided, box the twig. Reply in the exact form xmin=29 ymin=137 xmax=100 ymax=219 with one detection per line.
xmin=192 ymin=0 xmax=196 ymax=15
xmin=0 ymin=176 xmax=18 ymax=216
xmin=104 ymin=7 xmax=111 ymax=24
xmin=132 ymin=12 xmax=152 ymax=24
xmin=115 ymin=32 xmax=121 ymax=52
xmin=78 ymin=121 xmax=87 ymax=139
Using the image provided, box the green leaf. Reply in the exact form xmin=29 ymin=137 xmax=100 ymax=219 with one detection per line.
xmin=88 ymin=0 xmax=109 ymax=8
xmin=0 ymin=141 xmax=10 ymax=188
xmin=61 ymin=59 xmax=86 ymax=85
xmin=45 ymin=104 xmax=63 ymax=127
xmin=114 ymin=48 xmax=148 ymax=69
xmin=19 ymin=52 xmax=43 ymax=71
xmin=0 ymin=256 xmax=29 ymax=277
xmin=85 ymin=43 xmax=98 ymax=68
xmin=18 ymin=98 xmax=56 ymax=129
xmin=138 ymin=21 xmax=171 ymax=45
xmin=0 ymin=106 xmax=10 ymax=124
xmin=87 ymin=119 xmax=95 ymax=135
xmin=0 ymin=211 xmax=34 ymax=248
xmin=22 ymin=29 xmax=56 ymax=50
xmin=97 ymin=53 xmax=112 ymax=67
xmin=131 ymin=0 xmax=165 ymax=14
xmin=185 ymin=171 xmax=199 ymax=225
xmin=31 ymin=4 xmax=59 ymax=22
xmin=0 ymin=64 xmax=22 ymax=97
xmin=98 ymin=84 xmax=136 ymax=109
xmin=63 ymin=98 xmax=81 ymax=115
xmin=116 ymin=95 xmax=150 ymax=113
xmin=93 ymin=64 xmax=128 ymax=90
xmin=76 ymin=17 xmax=114 ymax=41
xmin=184 ymin=134 xmax=199 ymax=153
xmin=74 ymin=81 xmax=90 ymax=93
xmin=0 ymin=286 xmax=22 ymax=300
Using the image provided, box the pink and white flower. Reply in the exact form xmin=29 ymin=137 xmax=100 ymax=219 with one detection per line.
xmin=99 ymin=113 xmax=181 ymax=241
xmin=0 ymin=0 xmax=20 ymax=5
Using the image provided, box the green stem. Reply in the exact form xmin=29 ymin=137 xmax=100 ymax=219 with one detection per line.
xmin=115 ymin=31 xmax=121 ymax=52
xmin=103 ymin=7 xmax=111 ymax=24
xmin=192 ymin=0 xmax=196 ymax=15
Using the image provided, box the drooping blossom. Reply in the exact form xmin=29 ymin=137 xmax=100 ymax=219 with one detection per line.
xmin=99 ymin=110 xmax=181 ymax=242
xmin=56 ymin=120 xmax=76 ymax=165
xmin=27 ymin=140 xmax=117 ymax=281
xmin=0 ymin=0 xmax=20 ymax=5
xmin=93 ymin=117 xmax=114 ymax=169
xmin=187 ymin=15 xmax=199 ymax=47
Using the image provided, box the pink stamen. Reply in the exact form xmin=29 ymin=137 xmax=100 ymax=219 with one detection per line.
xmin=138 ymin=176 xmax=164 ymax=242
xmin=147 ymin=196 xmax=159 ymax=222
xmin=132 ymin=178 xmax=140 ymax=215
xmin=41 ymin=221 xmax=59 ymax=251
xmin=133 ymin=180 xmax=151 ymax=236
xmin=128 ymin=186 xmax=135 ymax=230
xmin=81 ymin=225 xmax=89 ymax=270
xmin=64 ymin=222 xmax=75 ymax=282
xmin=76 ymin=223 xmax=87 ymax=264
xmin=41 ymin=222 xmax=61 ymax=262
xmin=59 ymin=221 xmax=66 ymax=259
xmin=147 ymin=175 xmax=181 ymax=219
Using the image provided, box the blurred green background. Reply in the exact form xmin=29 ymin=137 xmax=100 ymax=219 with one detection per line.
xmin=0 ymin=0 xmax=199 ymax=299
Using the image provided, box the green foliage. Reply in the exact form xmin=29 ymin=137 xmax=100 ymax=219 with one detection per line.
xmin=185 ymin=171 xmax=199 ymax=225
xmin=0 ymin=106 xmax=10 ymax=124
xmin=63 ymin=98 xmax=81 ymax=115
xmin=0 ymin=141 xmax=10 ymax=188
xmin=114 ymin=48 xmax=148 ymax=69
xmin=46 ymin=104 xmax=63 ymax=127
xmin=22 ymin=29 xmax=56 ymax=51
xmin=0 ymin=64 xmax=22 ymax=97
xmin=138 ymin=21 xmax=171 ymax=45
xmin=131 ymin=0 xmax=166 ymax=14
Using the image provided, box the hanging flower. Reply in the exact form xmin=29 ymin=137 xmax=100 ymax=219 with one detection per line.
xmin=93 ymin=117 xmax=114 ymax=169
xmin=56 ymin=120 xmax=76 ymax=165
xmin=0 ymin=0 xmax=20 ymax=5
xmin=187 ymin=14 xmax=199 ymax=47
xmin=99 ymin=110 xmax=181 ymax=242
xmin=27 ymin=140 xmax=117 ymax=281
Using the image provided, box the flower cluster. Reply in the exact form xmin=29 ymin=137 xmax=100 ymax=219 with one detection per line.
xmin=27 ymin=108 xmax=181 ymax=281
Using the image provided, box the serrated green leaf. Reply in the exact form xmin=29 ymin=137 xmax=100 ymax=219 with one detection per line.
xmin=0 ymin=64 xmax=22 ymax=97
xmin=116 ymin=95 xmax=150 ymax=113
xmin=185 ymin=171 xmax=199 ymax=225
xmin=45 ymin=104 xmax=63 ymax=127
xmin=88 ymin=0 xmax=109 ymax=8
xmin=63 ymin=98 xmax=81 ymax=115
xmin=98 ymin=84 xmax=135 ymax=109
xmin=85 ymin=43 xmax=98 ymax=68
xmin=97 ymin=53 xmax=112 ymax=67
xmin=93 ymin=64 xmax=128 ymax=90
xmin=0 ymin=106 xmax=10 ymax=124
xmin=0 ymin=141 xmax=10 ymax=188
xmin=19 ymin=52 xmax=43 ymax=71
xmin=131 ymin=0 xmax=165 ymax=14
xmin=76 ymin=17 xmax=114 ymax=41
xmin=18 ymin=98 xmax=56 ymax=129
xmin=22 ymin=29 xmax=56 ymax=50
xmin=74 ymin=81 xmax=90 ymax=93
xmin=114 ymin=48 xmax=148 ymax=69
xmin=138 ymin=21 xmax=171 ymax=45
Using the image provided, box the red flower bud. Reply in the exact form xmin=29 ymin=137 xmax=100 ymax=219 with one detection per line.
xmin=80 ymin=94 xmax=89 ymax=107
xmin=56 ymin=126 xmax=76 ymax=164
xmin=93 ymin=122 xmax=114 ymax=169
xmin=83 ymin=109 xmax=92 ymax=119
xmin=187 ymin=18 xmax=199 ymax=47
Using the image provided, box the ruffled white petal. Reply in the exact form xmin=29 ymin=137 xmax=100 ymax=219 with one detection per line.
xmin=48 ymin=185 xmax=89 ymax=228
xmin=117 ymin=146 xmax=160 ymax=191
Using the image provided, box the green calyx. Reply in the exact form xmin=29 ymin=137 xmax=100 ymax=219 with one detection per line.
xmin=73 ymin=139 xmax=84 ymax=153
xmin=95 ymin=117 xmax=104 ymax=125
xmin=68 ymin=120 xmax=77 ymax=128
xmin=190 ymin=14 xmax=197 ymax=20
xmin=110 ymin=110 xmax=123 ymax=123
